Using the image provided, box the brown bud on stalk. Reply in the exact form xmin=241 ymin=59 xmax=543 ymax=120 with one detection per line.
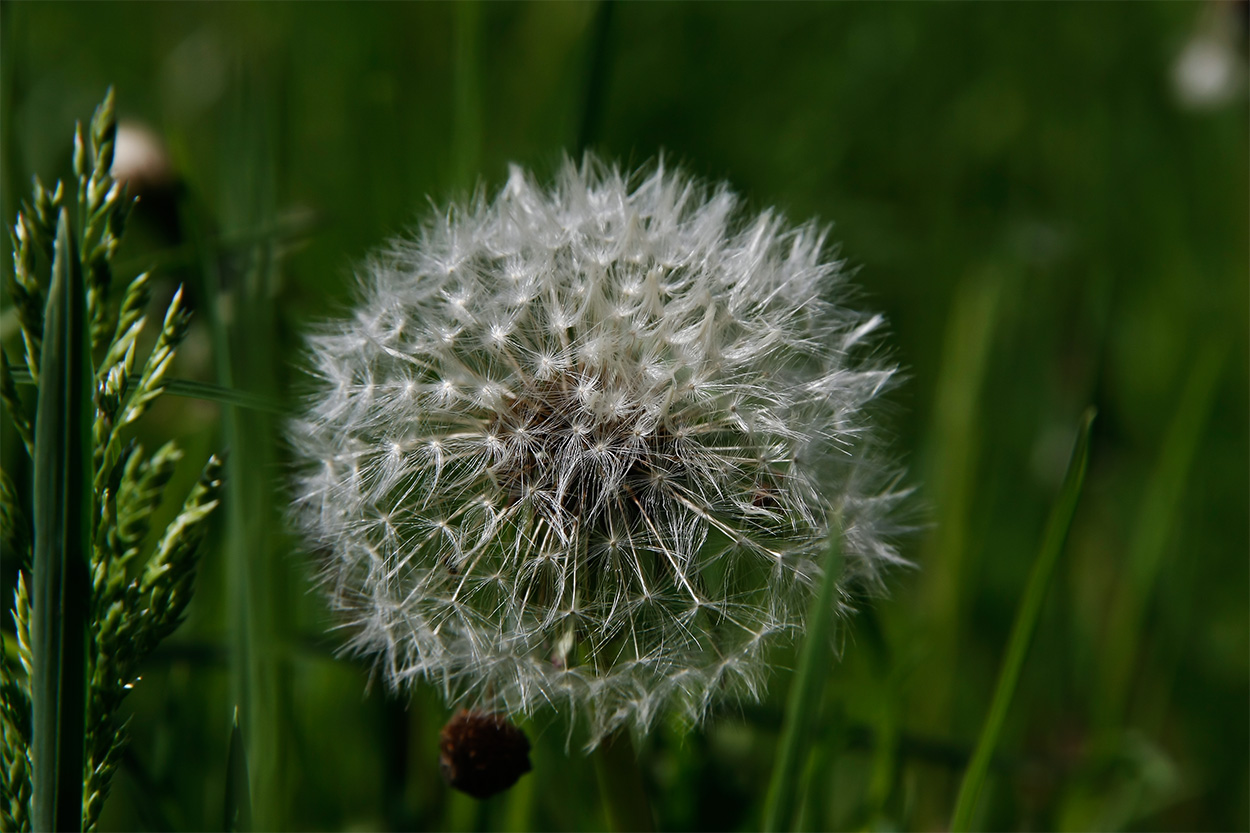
xmin=439 ymin=710 xmax=532 ymax=800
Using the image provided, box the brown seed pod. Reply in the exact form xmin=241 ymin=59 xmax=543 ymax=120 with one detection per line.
xmin=439 ymin=710 xmax=532 ymax=800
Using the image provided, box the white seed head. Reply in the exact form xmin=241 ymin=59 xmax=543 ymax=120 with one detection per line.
xmin=289 ymin=156 xmax=908 ymax=748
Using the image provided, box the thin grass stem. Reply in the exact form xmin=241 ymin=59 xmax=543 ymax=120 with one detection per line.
xmin=949 ymin=408 xmax=1096 ymax=832
xmin=923 ymin=270 xmax=1003 ymax=730
xmin=1096 ymin=343 xmax=1226 ymax=726
xmin=9 ymin=366 xmax=284 ymax=415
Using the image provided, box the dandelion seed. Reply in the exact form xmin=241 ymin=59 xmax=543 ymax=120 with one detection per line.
xmin=289 ymin=156 xmax=908 ymax=748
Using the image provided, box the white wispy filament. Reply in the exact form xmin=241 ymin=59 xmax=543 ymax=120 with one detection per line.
xmin=289 ymin=157 xmax=907 ymax=747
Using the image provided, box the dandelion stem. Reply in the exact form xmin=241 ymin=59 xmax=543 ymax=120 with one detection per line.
xmin=593 ymin=730 xmax=654 ymax=833
xmin=950 ymin=408 xmax=1096 ymax=832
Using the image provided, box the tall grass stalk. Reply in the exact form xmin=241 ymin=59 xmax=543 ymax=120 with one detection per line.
xmin=949 ymin=408 xmax=1096 ymax=832
xmin=9 ymin=367 xmax=283 ymax=414
xmin=223 ymin=75 xmax=287 ymax=832
xmin=1096 ymin=343 xmax=1226 ymax=726
xmin=923 ymin=269 xmax=1003 ymax=729
xmin=761 ymin=518 xmax=844 ymax=832
xmin=30 ymin=212 xmax=91 ymax=833
xmin=181 ymin=70 xmax=289 ymax=831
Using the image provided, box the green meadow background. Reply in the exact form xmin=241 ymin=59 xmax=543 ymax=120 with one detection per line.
xmin=2 ymin=2 xmax=1246 ymax=831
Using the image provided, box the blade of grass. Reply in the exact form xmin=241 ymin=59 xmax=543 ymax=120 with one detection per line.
xmin=761 ymin=516 xmax=844 ymax=832
xmin=160 ymin=379 xmax=283 ymax=414
xmin=199 ymin=68 xmax=290 ymax=832
xmin=112 ymin=210 xmax=319 ymax=279
xmin=1096 ymin=342 xmax=1226 ymax=726
xmin=922 ymin=269 xmax=1003 ymax=731
xmin=949 ymin=408 xmax=1096 ymax=832
xmin=31 ymin=210 xmax=92 ymax=833
xmin=10 ymin=366 xmax=284 ymax=414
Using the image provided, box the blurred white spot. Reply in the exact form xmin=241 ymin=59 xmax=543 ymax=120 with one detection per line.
xmin=111 ymin=122 xmax=174 ymax=192
xmin=1173 ymin=4 xmax=1246 ymax=110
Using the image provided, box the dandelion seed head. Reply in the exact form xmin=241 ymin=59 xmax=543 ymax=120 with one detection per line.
xmin=289 ymin=156 xmax=908 ymax=748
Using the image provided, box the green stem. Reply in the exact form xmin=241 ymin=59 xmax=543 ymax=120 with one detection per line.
xmin=9 ymin=366 xmax=285 ymax=415
xmin=949 ymin=408 xmax=1096 ymax=832
xmin=1096 ymin=343 xmax=1226 ymax=726
xmin=593 ymin=730 xmax=654 ymax=833
xmin=923 ymin=270 xmax=1002 ymax=731
xmin=31 ymin=211 xmax=92 ymax=832
xmin=761 ymin=516 xmax=843 ymax=832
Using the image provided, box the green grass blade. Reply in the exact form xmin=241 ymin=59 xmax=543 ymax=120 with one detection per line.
xmin=160 ymin=379 xmax=284 ymax=414
xmin=1096 ymin=343 xmax=1227 ymax=726
xmin=949 ymin=408 xmax=1097 ymax=832
xmin=31 ymin=210 xmax=92 ymax=833
xmin=761 ymin=516 xmax=844 ymax=832
xmin=10 ymin=365 xmax=284 ymax=415
xmin=191 ymin=70 xmax=291 ymax=831
xmin=922 ymin=269 xmax=1003 ymax=730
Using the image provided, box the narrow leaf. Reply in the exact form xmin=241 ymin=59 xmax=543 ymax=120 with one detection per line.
xmin=949 ymin=408 xmax=1097 ymax=832
xmin=1097 ymin=343 xmax=1227 ymax=725
xmin=11 ymin=364 xmax=285 ymax=415
xmin=31 ymin=211 xmax=93 ymax=833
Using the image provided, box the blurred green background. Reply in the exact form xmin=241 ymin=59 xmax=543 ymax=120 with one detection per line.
xmin=2 ymin=2 xmax=1246 ymax=831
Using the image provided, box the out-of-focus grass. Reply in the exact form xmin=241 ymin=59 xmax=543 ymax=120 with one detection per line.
xmin=952 ymin=409 xmax=1095 ymax=832
xmin=1 ymin=2 xmax=1246 ymax=831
